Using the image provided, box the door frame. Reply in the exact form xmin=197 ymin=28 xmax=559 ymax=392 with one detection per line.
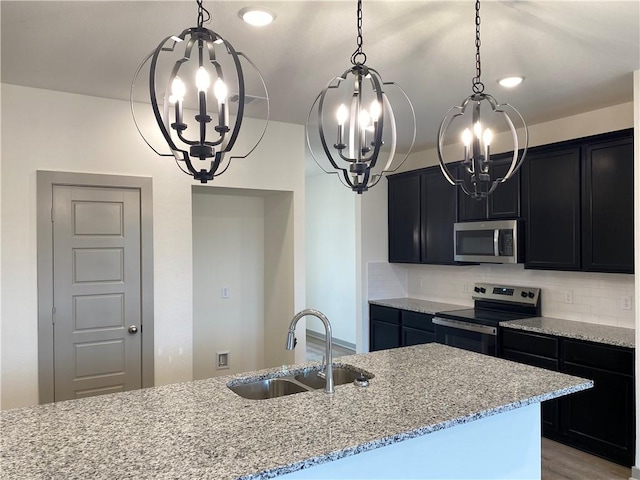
xmin=37 ymin=171 xmax=154 ymax=404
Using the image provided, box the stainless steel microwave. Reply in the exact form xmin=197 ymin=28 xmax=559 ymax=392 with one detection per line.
xmin=454 ymin=219 xmax=521 ymax=264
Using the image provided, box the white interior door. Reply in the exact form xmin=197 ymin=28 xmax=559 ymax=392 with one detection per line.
xmin=52 ymin=185 xmax=142 ymax=401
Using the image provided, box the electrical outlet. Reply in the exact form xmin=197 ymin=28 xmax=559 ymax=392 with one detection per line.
xmin=217 ymin=351 xmax=230 ymax=369
xmin=221 ymin=286 xmax=230 ymax=299
xmin=621 ymin=296 xmax=632 ymax=310
xmin=564 ymin=291 xmax=573 ymax=304
xmin=462 ymin=284 xmax=468 ymax=293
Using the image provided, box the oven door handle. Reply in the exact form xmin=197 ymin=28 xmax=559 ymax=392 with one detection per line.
xmin=433 ymin=317 xmax=497 ymax=336
xmin=494 ymin=229 xmax=500 ymax=256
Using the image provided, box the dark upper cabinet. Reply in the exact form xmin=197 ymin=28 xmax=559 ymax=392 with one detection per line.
xmin=421 ymin=166 xmax=457 ymax=264
xmin=582 ymin=133 xmax=634 ymax=273
xmin=488 ymin=154 xmax=521 ymax=219
xmin=457 ymin=163 xmax=487 ymax=221
xmin=387 ymin=165 xmax=457 ymax=265
xmin=522 ymin=146 xmax=582 ymax=271
xmin=388 ymin=129 xmax=633 ymax=273
xmin=388 ymin=174 xmax=421 ymax=263
xmin=458 ymin=154 xmax=521 ymax=221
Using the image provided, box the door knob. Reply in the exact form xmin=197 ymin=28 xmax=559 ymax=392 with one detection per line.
xmin=128 ymin=325 xmax=139 ymax=334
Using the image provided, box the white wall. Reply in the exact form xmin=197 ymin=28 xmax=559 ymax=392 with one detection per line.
xmin=0 ymin=84 xmax=305 ymax=409
xmin=192 ymin=190 xmax=265 ymax=379
xmin=305 ymin=173 xmax=356 ymax=345
xmin=404 ymin=264 xmax=633 ymax=328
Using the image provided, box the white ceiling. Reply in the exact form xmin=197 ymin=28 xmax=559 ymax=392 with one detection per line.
xmin=2 ymin=1 xmax=639 ymax=154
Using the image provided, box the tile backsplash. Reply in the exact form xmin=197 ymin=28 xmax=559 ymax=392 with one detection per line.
xmin=368 ymin=262 xmax=635 ymax=329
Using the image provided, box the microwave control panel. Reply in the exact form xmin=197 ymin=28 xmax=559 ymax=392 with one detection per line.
xmin=498 ymin=230 xmax=513 ymax=256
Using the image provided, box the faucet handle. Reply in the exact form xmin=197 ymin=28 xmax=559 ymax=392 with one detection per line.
xmin=316 ymin=355 xmax=327 ymax=379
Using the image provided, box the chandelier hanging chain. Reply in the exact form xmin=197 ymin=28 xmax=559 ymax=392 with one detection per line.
xmin=196 ymin=0 xmax=211 ymax=28
xmin=350 ymin=0 xmax=367 ymax=66
xmin=472 ymin=0 xmax=484 ymax=94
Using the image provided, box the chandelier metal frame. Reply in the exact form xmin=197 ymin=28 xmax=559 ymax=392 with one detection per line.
xmin=131 ymin=0 xmax=269 ymax=183
xmin=306 ymin=0 xmax=416 ymax=194
xmin=437 ymin=0 xmax=528 ymax=200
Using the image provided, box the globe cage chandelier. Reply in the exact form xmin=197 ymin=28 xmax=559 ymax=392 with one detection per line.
xmin=131 ymin=0 xmax=269 ymax=183
xmin=437 ymin=0 xmax=528 ymax=200
xmin=306 ymin=0 xmax=416 ymax=194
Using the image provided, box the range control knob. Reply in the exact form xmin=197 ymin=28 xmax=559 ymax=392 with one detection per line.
xmin=479 ymin=287 xmax=486 ymax=294
xmin=474 ymin=287 xmax=481 ymax=293
xmin=528 ymin=292 xmax=535 ymax=298
xmin=521 ymin=291 xmax=528 ymax=298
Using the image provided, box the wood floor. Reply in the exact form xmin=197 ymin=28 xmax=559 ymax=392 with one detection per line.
xmin=306 ymin=334 xmax=355 ymax=362
xmin=306 ymin=336 xmax=633 ymax=480
xmin=542 ymin=438 xmax=631 ymax=480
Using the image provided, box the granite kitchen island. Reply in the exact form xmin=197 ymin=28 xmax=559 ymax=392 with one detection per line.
xmin=0 ymin=343 xmax=592 ymax=479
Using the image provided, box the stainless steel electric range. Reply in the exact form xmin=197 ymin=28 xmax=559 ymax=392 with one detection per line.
xmin=433 ymin=283 xmax=541 ymax=356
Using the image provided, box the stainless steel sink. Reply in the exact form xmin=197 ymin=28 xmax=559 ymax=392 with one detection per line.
xmin=227 ymin=364 xmax=374 ymax=400
xmin=228 ymin=378 xmax=308 ymax=400
xmin=294 ymin=367 xmax=370 ymax=390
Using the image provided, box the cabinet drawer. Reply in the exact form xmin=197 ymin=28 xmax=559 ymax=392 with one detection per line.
xmin=369 ymin=305 xmax=400 ymax=325
xmin=564 ymin=340 xmax=633 ymax=375
xmin=502 ymin=349 xmax=560 ymax=371
xmin=402 ymin=327 xmax=436 ymax=346
xmin=501 ymin=329 xmax=559 ymax=358
xmin=402 ymin=311 xmax=434 ymax=332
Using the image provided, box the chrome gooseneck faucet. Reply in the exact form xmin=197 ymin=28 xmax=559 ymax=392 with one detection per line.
xmin=286 ymin=309 xmax=334 ymax=394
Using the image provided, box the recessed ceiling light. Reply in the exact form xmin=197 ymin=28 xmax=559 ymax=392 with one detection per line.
xmin=239 ymin=7 xmax=276 ymax=27
xmin=498 ymin=76 xmax=524 ymax=88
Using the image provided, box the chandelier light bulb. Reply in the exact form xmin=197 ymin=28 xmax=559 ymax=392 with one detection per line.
xmin=359 ymin=109 xmax=371 ymax=130
xmin=171 ymin=77 xmax=186 ymax=101
xmin=370 ymin=100 xmax=381 ymax=121
xmin=195 ymin=67 xmax=211 ymax=92
xmin=483 ymin=128 xmax=493 ymax=146
xmin=462 ymin=128 xmax=472 ymax=147
xmin=336 ymin=104 xmax=349 ymax=126
xmin=213 ymin=78 xmax=228 ymax=103
xmin=473 ymin=121 xmax=483 ymax=139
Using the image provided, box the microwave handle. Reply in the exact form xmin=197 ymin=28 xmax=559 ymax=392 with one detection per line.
xmin=494 ymin=229 xmax=500 ymax=256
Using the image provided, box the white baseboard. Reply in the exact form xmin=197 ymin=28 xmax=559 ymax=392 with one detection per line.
xmin=630 ymin=465 xmax=640 ymax=480
xmin=306 ymin=330 xmax=356 ymax=352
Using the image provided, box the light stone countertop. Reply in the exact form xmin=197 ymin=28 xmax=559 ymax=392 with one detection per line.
xmin=0 ymin=343 xmax=591 ymax=480
xmin=369 ymin=298 xmax=468 ymax=315
xmin=501 ymin=317 xmax=635 ymax=349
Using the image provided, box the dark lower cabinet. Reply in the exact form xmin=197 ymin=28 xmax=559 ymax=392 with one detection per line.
xmin=370 ymin=304 xmax=435 ymax=352
xmin=369 ymin=305 xmax=400 ymax=352
xmin=401 ymin=310 xmax=436 ymax=346
xmin=500 ymin=328 xmax=635 ymax=466
xmin=501 ymin=329 xmax=560 ymax=436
